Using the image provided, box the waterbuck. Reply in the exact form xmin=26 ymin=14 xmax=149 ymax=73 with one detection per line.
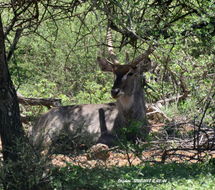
xmin=31 ymin=32 xmax=154 ymax=151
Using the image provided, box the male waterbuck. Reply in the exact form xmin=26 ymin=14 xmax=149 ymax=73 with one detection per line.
xmin=31 ymin=30 xmax=154 ymax=151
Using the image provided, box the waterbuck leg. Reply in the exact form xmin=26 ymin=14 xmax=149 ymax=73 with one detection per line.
xmin=97 ymin=108 xmax=116 ymax=147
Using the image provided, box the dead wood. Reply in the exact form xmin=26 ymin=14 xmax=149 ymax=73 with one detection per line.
xmin=17 ymin=93 xmax=62 ymax=108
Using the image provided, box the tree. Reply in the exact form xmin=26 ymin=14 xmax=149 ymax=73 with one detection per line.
xmin=0 ymin=1 xmax=86 ymax=189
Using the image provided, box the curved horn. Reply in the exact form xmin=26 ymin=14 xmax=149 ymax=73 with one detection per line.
xmin=106 ymin=27 xmax=119 ymax=65
xmin=129 ymin=44 xmax=156 ymax=66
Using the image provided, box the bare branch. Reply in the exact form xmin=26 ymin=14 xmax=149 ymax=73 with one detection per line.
xmin=7 ymin=28 xmax=23 ymax=62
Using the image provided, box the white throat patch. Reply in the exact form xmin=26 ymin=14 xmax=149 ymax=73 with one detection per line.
xmin=118 ymin=94 xmax=134 ymax=110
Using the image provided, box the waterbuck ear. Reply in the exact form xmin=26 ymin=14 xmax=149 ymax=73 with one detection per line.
xmin=97 ymin=57 xmax=113 ymax=72
xmin=137 ymin=57 xmax=152 ymax=73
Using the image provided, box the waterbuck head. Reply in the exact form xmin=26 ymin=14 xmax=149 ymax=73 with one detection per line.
xmin=97 ymin=56 xmax=151 ymax=100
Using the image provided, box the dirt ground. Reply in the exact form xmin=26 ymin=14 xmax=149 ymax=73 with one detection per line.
xmin=51 ymin=121 xmax=215 ymax=168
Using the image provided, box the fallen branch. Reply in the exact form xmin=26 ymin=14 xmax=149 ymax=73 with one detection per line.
xmin=146 ymin=104 xmax=171 ymax=122
xmin=156 ymin=93 xmax=189 ymax=106
xmin=17 ymin=93 xmax=62 ymax=108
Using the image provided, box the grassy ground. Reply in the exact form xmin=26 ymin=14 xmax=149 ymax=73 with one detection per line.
xmin=52 ymin=161 xmax=215 ymax=190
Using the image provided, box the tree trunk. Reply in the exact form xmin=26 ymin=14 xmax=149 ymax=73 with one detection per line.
xmin=0 ymin=15 xmax=27 ymax=190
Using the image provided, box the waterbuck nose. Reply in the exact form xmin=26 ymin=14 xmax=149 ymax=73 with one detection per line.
xmin=111 ymin=88 xmax=120 ymax=98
